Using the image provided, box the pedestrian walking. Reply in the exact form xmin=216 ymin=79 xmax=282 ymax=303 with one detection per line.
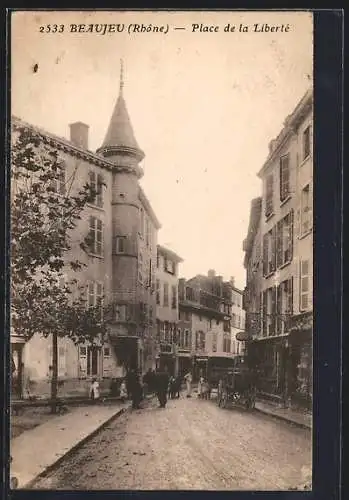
xmin=89 ymin=378 xmax=100 ymax=403
xmin=184 ymin=371 xmax=192 ymax=398
xmin=198 ymin=375 xmax=205 ymax=398
xmin=128 ymin=369 xmax=143 ymax=409
xmin=142 ymin=368 xmax=153 ymax=397
xmin=154 ymin=367 xmax=170 ymax=408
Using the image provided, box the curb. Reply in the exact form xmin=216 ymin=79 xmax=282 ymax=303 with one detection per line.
xmin=21 ymin=404 xmax=130 ymax=489
xmin=253 ymin=406 xmax=312 ymax=430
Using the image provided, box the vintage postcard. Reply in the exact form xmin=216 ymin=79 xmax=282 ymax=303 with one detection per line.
xmin=10 ymin=10 xmax=313 ymax=491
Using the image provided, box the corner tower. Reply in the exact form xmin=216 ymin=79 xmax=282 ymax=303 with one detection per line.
xmin=97 ymin=61 xmax=144 ymax=345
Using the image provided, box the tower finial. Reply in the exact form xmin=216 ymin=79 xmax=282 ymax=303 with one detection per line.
xmin=120 ymin=58 xmax=124 ymax=95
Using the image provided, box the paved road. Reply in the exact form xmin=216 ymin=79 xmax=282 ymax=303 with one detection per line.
xmin=32 ymin=395 xmax=312 ymax=491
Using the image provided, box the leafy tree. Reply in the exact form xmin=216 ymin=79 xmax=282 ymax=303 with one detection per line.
xmin=11 ymin=122 xmax=109 ymax=412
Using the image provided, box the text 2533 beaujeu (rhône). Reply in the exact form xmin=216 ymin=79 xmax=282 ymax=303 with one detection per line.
xmin=38 ymin=23 xmax=291 ymax=35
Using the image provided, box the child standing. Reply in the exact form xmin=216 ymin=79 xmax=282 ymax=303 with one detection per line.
xmin=119 ymin=379 xmax=127 ymax=402
xmin=89 ymin=378 xmax=100 ymax=403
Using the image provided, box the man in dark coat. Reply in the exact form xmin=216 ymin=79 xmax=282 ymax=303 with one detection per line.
xmin=154 ymin=367 xmax=170 ymax=408
xmin=127 ymin=369 xmax=143 ymax=409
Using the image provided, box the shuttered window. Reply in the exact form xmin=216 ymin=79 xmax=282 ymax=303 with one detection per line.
xmin=280 ymin=154 xmax=290 ymax=201
xmin=301 ymin=184 xmax=312 ymax=235
xmin=88 ymin=216 xmax=103 ymax=256
xmin=300 ymin=260 xmax=310 ymax=310
xmin=265 ymin=174 xmax=274 ymax=217
xmin=89 ymin=171 xmax=104 ymax=208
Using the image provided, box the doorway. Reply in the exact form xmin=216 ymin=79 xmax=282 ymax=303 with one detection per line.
xmin=11 ymin=343 xmax=24 ymax=399
xmin=87 ymin=346 xmax=101 ymax=377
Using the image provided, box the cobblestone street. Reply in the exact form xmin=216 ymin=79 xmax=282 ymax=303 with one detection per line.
xmin=32 ymin=395 xmax=312 ymax=491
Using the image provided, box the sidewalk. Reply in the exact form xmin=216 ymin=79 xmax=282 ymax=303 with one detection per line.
xmin=10 ymin=401 xmax=129 ymax=489
xmin=254 ymin=400 xmax=312 ymax=430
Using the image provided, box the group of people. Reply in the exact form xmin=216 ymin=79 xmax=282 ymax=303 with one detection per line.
xmin=89 ymin=368 xmax=203 ymax=408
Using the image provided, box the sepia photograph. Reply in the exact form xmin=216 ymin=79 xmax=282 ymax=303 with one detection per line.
xmin=10 ymin=10 xmax=313 ymax=491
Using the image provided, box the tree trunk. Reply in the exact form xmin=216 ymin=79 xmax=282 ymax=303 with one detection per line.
xmin=50 ymin=332 xmax=58 ymax=414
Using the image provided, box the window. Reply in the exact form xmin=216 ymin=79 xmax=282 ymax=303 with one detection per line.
xmin=263 ymin=227 xmax=276 ymax=275
xmin=223 ymin=336 xmax=231 ymax=353
xmin=87 ymin=282 xmax=103 ymax=319
xmin=185 ymin=311 xmax=191 ymax=321
xmin=114 ymin=236 xmax=126 ymax=254
xmin=163 ymin=283 xmax=169 ymax=307
xmin=171 ymin=285 xmax=177 ymax=309
xmin=276 ymin=278 xmax=293 ymax=333
xmin=280 ymin=154 xmax=290 ymax=202
xmin=156 ymin=279 xmax=161 ymax=305
xmin=265 ymin=174 xmax=274 ymax=217
xmin=262 ymin=287 xmax=276 ymax=336
xmin=50 ymin=160 xmax=66 ymax=195
xmin=89 ymin=171 xmax=103 ymax=208
xmin=88 ymin=216 xmax=103 ymax=256
xmin=301 ymin=184 xmax=312 ymax=234
xmin=303 ymin=126 xmax=311 ymax=160
xmin=216 ymin=319 xmax=220 ymax=326
xmin=195 ymin=331 xmax=206 ymax=350
xmin=114 ymin=304 xmax=127 ymax=321
xmin=212 ymin=332 xmax=217 ymax=352
xmin=276 ymin=211 xmax=294 ymax=267
xmin=138 ymin=253 xmax=143 ymax=283
xmin=300 ymin=260 xmax=310 ymax=310
xmin=184 ymin=329 xmax=191 ymax=348
xmin=156 ymin=251 xmax=160 ymax=268
xmin=223 ymin=320 xmax=230 ymax=332
xmin=103 ymin=346 xmax=110 ymax=357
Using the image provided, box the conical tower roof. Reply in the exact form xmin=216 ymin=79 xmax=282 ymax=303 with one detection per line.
xmin=101 ymin=93 xmax=141 ymax=151
xmin=97 ymin=61 xmax=144 ymax=162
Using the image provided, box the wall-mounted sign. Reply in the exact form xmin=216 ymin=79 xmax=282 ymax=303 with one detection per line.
xmin=236 ymin=331 xmax=252 ymax=342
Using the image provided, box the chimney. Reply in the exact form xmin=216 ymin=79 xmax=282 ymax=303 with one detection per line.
xmin=69 ymin=122 xmax=89 ymax=150
xmin=208 ymin=269 xmax=216 ymax=278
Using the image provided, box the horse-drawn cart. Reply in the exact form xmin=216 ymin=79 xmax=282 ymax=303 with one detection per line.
xmin=217 ymin=365 xmax=256 ymax=410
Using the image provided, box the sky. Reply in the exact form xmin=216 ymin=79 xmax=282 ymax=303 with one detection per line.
xmin=11 ymin=11 xmax=313 ymax=289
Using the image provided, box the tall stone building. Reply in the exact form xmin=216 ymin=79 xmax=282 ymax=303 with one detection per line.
xmin=11 ymin=71 xmax=161 ymax=399
xmin=243 ymin=89 xmax=313 ymax=408
xmin=155 ymin=245 xmax=183 ymax=374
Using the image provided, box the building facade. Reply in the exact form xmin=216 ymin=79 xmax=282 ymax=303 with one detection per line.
xmin=155 ymin=245 xmax=183 ymax=374
xmin=178 ymin=270 xmax=233 ymax=380
xmin=230 ymin=282 xmax=246 ymax=357
xmin=243 ymin=89 xmax=313 ymax=408
xmin=11 ymin=74 xmax=161 ymax=399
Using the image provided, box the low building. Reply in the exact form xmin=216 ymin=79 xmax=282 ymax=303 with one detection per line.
xmin=230 ymin=280 xmax=246 ymax=357
xmin=178 ymin=270 xmax=233 ymax=380
xmin=155 ymin=245 xmax=183 ymax=374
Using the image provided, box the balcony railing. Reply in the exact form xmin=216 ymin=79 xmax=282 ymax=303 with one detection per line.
xmin=246 ymin=312 xmax=292 ymax=338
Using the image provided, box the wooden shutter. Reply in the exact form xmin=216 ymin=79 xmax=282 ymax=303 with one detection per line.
xmin=270 ymin=287 xmax=276 ymax=335
xmin=289 ymin=210 xmax=294 ymax=261
xmin=271 ymin=227 xmax=277 ymax=272
xmin=276 ymin=284 xmax=282 ymax=334
xmin=262 ymin=291 xmax=268 ymax=336
xmin=78 ymin=345 xmax=87 ymax=378
xmin=276 ymin=221 xmax=283 ymax=268
xmin=263 ymin=234 xmax=268 ymax=276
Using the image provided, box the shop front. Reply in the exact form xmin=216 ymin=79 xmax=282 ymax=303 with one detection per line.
xmin=250 ymin=336 xmax=289 ymax=402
